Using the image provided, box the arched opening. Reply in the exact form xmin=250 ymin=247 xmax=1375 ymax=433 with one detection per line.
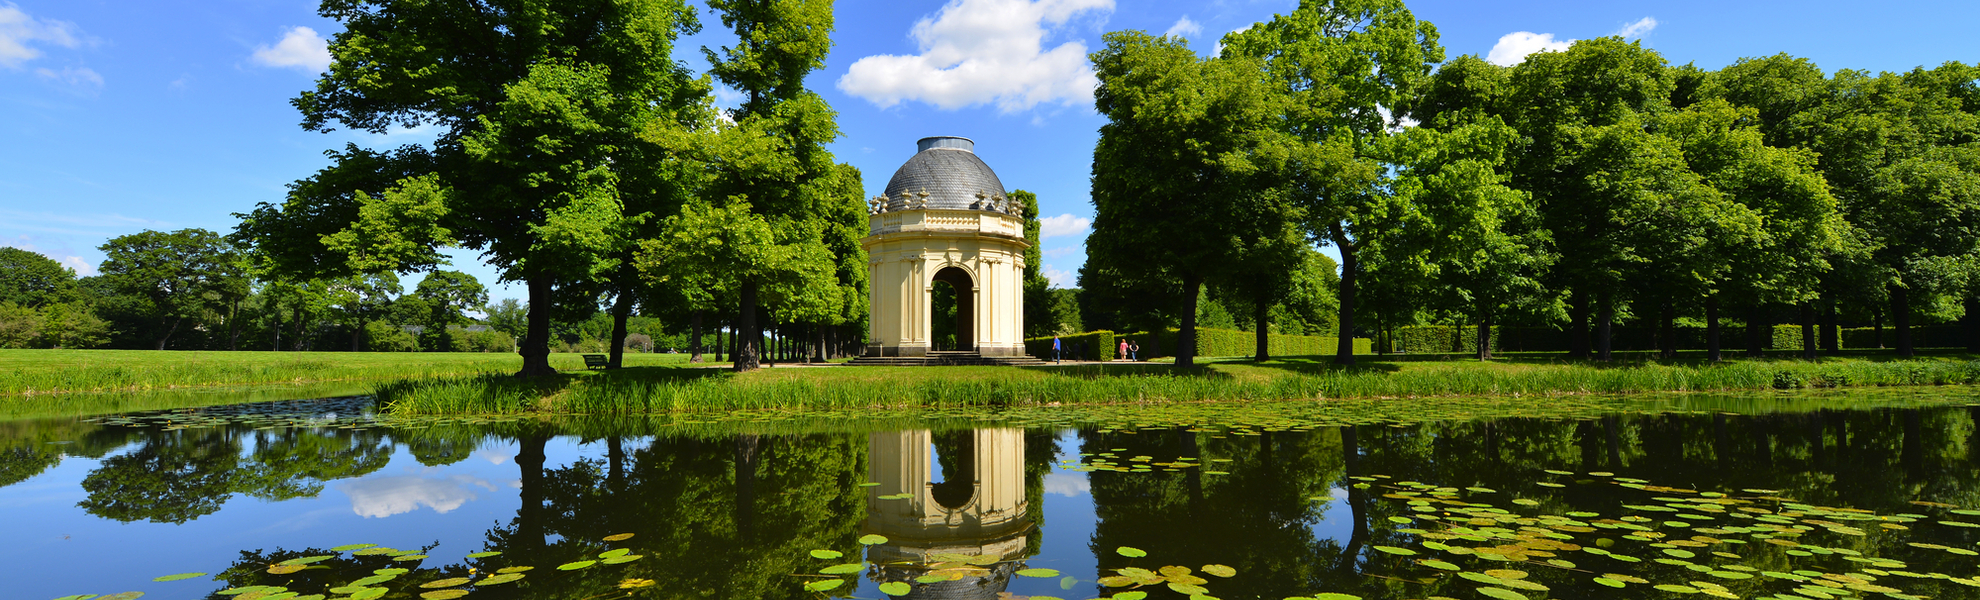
xmin=930 ymin=267 xmax=975 ymax=351
xmin=928 ymin=430 xmax=976 ymax=510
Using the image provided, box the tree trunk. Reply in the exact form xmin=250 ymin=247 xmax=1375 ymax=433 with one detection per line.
xmin=608 ymin=289 xmax=633 ymax=369
xmin=1177 ymin=273 xmax=1201 ymax=368
xmin=516 ymin=433 xmax=549 ymax=554
xmin=1893 ymin=284 xmax=1914 ymax=357
xmin=1874 ymin=304 xmax=1884 ymax=348
xmin=1569 ymin=291 xmax=1590 ymax=360
xmin=517 ymin=277 xmax=557 ymax=376
xmin=714 ymin=324 xmax=725 ymax=362
xmin=271 ymin=303 xmax=282 ymax=351
xmin=1254 ymin=296 xmax=1270 ymax=362
xmin=156 ymin=315 xmax=183 ymax=351
xmin=735 ymin=281 xmax=760 ymax=371
xmin=1658 ymin=301 xmax=1676 ymax=360
xmin=1966 ymin=295 xmax=1980 ymax=352
xmin=690 ymin=311 xmax=704 ymax=363
xmin=1596 ymin=294 xmax=1614 ymax=362
xmin=1331 ymin=224 xmax=1358 ymax=366
xmin=1745 ymin=304 xmax=1767 ymax=358
xmin=1707 ymin=294 xmax=1722 ymax=362
xmin=227 ymin=298 xmax=242 ymax=351
xmin=1801 ymin=302 xmax=1817 ymax=360
xmin=1477 ymin=301 xmax=1494 ymax=361
xmin=1822 ymin=294 xmax=1840 ymax=354
xmin=351 ymin=320 xmax=363 ymax=352
xmin=815 ymin=321 xmax=826 ymax=362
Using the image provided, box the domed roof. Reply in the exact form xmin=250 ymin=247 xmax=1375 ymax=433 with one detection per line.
xmin=881 ymin=137 xmax=1008 ymax=211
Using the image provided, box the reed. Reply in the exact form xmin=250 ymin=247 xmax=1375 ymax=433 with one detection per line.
xmin=375 ymin=354 xmax=1980 ymax=415
xmin=0 ymin=349 xmax=692 ymax=396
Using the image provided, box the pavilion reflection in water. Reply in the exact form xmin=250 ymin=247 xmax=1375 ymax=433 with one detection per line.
xmin=863 ymin=428 xmax=1032 ymax=599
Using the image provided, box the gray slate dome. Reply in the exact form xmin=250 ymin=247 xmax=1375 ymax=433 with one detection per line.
xmin=881 ymin=136 xmax=1008 ymax=211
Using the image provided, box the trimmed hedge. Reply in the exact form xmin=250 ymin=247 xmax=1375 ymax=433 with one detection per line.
xmin=1124 ymin=327 xmax=1372 ymax=359
xmin=1388 ymin=324 xmax=1975 ymax=354
xmin=1026 ymin=330 xmax=1115 ymax=362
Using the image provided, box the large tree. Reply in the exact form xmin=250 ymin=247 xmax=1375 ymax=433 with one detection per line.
xmin=1088 ymin=31 xmax=1295 ymax=368
xmin=97 ymin=229 xmax=242 ymax=350
xmin=1220 ymin=0 xmax=1441 ymax=365
xmin=0 ymin=248 xmax=76 ymax=308
xmin=237 ymin=0 xmax=705 ymax=375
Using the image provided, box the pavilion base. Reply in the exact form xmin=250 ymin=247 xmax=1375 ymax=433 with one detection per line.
xmin=846 ymin=350 xmax=1047 ymax=367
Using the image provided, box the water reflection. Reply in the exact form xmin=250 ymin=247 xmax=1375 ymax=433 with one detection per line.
xmin=9 ymin=398 xmax=1980 ymax=599
xmin=864 ymin=429 xmax=1033 ymax=598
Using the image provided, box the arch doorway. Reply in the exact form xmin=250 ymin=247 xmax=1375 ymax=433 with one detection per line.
xmin=930 ymin=266 xmax=975 ymax=351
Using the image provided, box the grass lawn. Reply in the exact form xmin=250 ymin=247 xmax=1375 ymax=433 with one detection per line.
xmin=373 ymin=350 xmax=1980 ymax=415
xmin=0 ymin=349 xmax=694 ymax=396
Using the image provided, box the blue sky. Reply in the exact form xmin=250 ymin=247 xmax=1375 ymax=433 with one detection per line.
xmin=3 ymin=0 xmax=1976 ymax=304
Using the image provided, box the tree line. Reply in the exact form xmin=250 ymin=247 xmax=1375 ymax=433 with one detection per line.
xmin=1081 ymin=0 xmax=1980 ymax=366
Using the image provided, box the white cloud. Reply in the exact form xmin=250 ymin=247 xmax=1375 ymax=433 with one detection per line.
xmin=1044 ymin=246 xmax=1076 ymax=259
xmin=339 ymin=474 xmax=496 ymax=518
xmin=1164 ymin=16 xmax=1202 ymax=40
xmin=837 ymin=0 xmax=1113 ymax=113
xmin=1043 ymin=265 xmax=1074 ymax=288
xmin=1614 ymin=17 xmax=1657 ymax=39
xmin=1039 ymin=213 xmax=1090 ymax=238
xmin=1486 ymin=31 xmax=1574 ymax=67
xmin=0 ymin=3 xmax=81 ymax=69
xmin=2 ymin=238 xmax=94 ymax=276
xmin=252 ymin=26 xmax=331 ymax=73
xmin=34 ymin=65 xmax=99 ymax=89
xmin=1044 ymin=471 xmax=1090 ymax=497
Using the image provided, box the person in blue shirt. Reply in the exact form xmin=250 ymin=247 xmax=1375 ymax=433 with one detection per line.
xmin=1052 ymin=336 xmax=1062 ymax=363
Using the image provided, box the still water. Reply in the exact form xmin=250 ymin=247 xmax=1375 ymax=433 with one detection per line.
xmin=7 ymin=390 xmax=1980 ymax=600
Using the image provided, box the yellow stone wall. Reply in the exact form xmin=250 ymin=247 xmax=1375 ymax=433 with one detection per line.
xmin=862 ymin=209 xmax=1029 ymax=357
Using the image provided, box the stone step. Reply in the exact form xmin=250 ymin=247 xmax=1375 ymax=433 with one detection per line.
xmin=846 ymin=351 xmax=1048 ymax=367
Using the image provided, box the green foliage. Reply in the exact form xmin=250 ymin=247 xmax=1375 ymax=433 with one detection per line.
xmin=97 ymin=228 xmax=246 ymax=350
xmin=0 ymin=247 xmax=76 ymax=308
xmin=364 ymin=321 xmax=418 ymax=352
xmin=1131 ymin=327 xmax=1371 ymax=359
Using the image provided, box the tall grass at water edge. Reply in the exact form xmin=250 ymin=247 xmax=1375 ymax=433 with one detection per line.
xmin=0 ymin=350 xmax=690 ymax=395
xmin=376 ymin=357 xmax=1980 ymax=415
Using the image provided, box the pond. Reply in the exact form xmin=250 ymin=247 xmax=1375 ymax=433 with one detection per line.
xmin=7 ymin=388 xmax=1980 ymax=600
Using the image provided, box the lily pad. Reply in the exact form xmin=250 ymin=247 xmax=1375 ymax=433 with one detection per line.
xmin=557 ymin=560 xmax=596 ymax=571
xmin=803 ymin=580 xmax=845 ymax=592
xmin=152 ymin=573 xmax=207 ymax=582
xmin=1372 ymin=546 xmax=1417 ymax=555
xmin=419 ymin=578 xmax=472 ymax=589
xmin=878 ymin=581 xmax=912 ymax=596
xmin=602 ymin=533 xmax=635 ymax=541
xmin=477 ymin=573 xmax=525 ymax=585
xmin=1477 ymin=587 xmax=1526 ymax=600
xmin=810 ymin=549 xmax=844 ymax=559
xmin=1116 ymin=546 xmax=1148 ymax=558
xmin=330 ymin=544 xmax=377 ymax=552
xmin=1017 ymin=568 xmax=1062 ymax=577
xmin=859 ymin=534 xmax=890 ymax=545
xmin=464 ymin=551 xmax=501 ymax=559
xmin=1201 ymin=564 xmax=1236 ymax=577
xmin=819 ymin=563 xmax=863 ymax=575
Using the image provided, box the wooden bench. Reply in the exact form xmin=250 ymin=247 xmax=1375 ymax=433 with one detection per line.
xmin=582 ymin=354 xmax=609 ymax=370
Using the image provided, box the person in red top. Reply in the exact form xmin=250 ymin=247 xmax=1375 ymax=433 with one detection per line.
xmin=1117 ymin=339 xmax=1128 ymax=361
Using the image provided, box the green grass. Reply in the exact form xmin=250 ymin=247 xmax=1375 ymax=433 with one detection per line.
xmin=0 ymin=349 xmax=695 ymax=396
xmin=374 ymin=352 xmax=1980 ymax=415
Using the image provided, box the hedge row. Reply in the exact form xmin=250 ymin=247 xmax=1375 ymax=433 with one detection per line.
xmin=1124 ymin=327 xmax=1372 ymax=359
xmin=1026 ymin=330 xmax=1116 ymax=362
xmin=1388 ymin=324 xmax=1974 ymax=354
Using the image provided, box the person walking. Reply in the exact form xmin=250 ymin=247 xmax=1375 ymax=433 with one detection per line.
xmin=1129 ymin=341 xmax=1140 ymax=361
xmin=1117 ymin=339 xmax=1128 ymax=362
xmin=1052 ymin=336 xmax=1062 ymax=363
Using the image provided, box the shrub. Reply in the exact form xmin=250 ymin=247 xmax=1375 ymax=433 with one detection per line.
xmin=365 ymin=321 xmax=419 ymax=352
xmin=454 ymin=328 xmax=515 ymax=353
xmin=1027 ymin=330 xmax=1115 ymax=361
xmin=1128 ymin=327 xmax=1370 ymax=359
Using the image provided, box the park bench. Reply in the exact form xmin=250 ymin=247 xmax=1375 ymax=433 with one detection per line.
xmin=582 ymin=354 xmax=609 ymax=370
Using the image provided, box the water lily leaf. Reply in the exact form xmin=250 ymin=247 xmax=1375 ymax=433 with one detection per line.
xmin=878 ymin=581 xmax=912 ymax=596
xmin=1593 ymin=578 xmax=1625 ymax=588
xmin=1168 ymin=582 xmax=1207 ymax=595
xmin=857 ymin=482 xmax=882 ymax=487
xmin=280 ymin=556 xmax=335 ymax=566
xmin=392 ymin=554 xmax=428 ymax=562
xmin=477 ymin=573 xmax=525 ymax=585
xmin=917 ymin=574 xmax=952 ymax=584
xmin=804 ymin=580 xmax=845 ymax=592
xmin=1201 ymin=564 xmax=1236 ymax=578
xmin=352 ymin=547 xmax=399 ymax=556
xmin=1111 ymin=592 xmax=1148 ymax=600
xmin=602 ymin=533 xmax=634 ymax=542
xmin=152 ymin=573 xmax=207 ymax=582
xmin=419 ymin=577 xmax=472 ymax=590
xmin=599 ymin=548 xmax=630 ymax=559
xmin=810 ymin=549 xmax=844 ymax=560
xmin=464 ymin=552 xmax=500 ymax=559
xmin=350 ymin=591 xmax=388 ymax=600
xmin=417 ymin=585 xmax=465 ymax=597
xmin=859 ymin=534 xmax=890 ymax=545
xmin=819 ymin=563 xmax=863 ymax=575
xmin=1421 ymin=560 xmax=1461 ymax=571
xmin=1116 ymin=547 xmax=1148 ymax=558
xmin=330 ymin=544 xmax=377 ymax=552
xmin=99 ymin=594 xmax=143 ymax=600
xmin=1017 ymin=568 xmax=1062 ymax=578
xmin=1460 ymin=572 xmax=1506 ymax=585
xmin=1484 ymin=570 xmax=1528 ymax=580
xmin=1372 ymin=546 xmax=1417 ymax=556
xmin=1655 ymin=585 xmax=1700 ymax=593
xmin=600 ymin=554 xmax=644 ymax=564
xmin=557 ymin=560 xmax=596 ymax=571
xmin=265 ymin=565 xmax=307 ymax=575
xmin=1476 ymin=587 xmax=1526 ymax=600
xmin=494 ymin=567 xmax=531 ymax=574
xmin=619 ymin=579 xmax=656 ymax=589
